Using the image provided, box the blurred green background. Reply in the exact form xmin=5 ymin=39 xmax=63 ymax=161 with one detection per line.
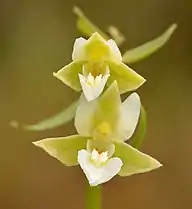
xmin=0 ymin=0 xmax=191 ymax=209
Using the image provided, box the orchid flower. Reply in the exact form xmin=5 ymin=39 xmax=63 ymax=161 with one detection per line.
xmin=53 ymin=33 xmax=145 ymax=101
xmin=33 ymin=82 xmax=161 ymax=186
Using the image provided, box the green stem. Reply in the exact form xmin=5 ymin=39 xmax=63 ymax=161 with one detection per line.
xmin=86 ymin=184 xmax=101 ymax=209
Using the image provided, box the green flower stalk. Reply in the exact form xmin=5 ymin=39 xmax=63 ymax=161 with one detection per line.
xmin=53 ymin=33 xmax=145 ymax=101
xmin=33 ymin=82 xmax=161 ymax=186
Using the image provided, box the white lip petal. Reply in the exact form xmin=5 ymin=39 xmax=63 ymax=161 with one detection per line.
xmin=106 ymin=39 xmax=122 ymax=61
xmin=78 ymin=149 xmax=103 ymax=185
xmin=78 ymin=73 xmax=110 ymax=101
xmin=78 ymin=149 xmax=122 ymax=186
xmin=78 ymin=73 xmax=95 ymax=101
xmin=97 ymin=157 xmax=122 ymax=185
xmin=72 ymin=37 xmax=87 ymax=61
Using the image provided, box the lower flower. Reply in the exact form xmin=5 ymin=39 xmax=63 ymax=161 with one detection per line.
xmin=33 ymin=82 xmax=162 ymax=186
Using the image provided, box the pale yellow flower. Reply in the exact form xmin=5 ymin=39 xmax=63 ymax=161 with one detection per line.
xmin=53 ymin=33 xmax=145 ymax=101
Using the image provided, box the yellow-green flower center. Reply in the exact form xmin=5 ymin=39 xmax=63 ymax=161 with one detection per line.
xmin=85 ymin=40 xmax=110 ymax=61
xmin=93 ymin=121 xmax=112 ymax=142
xmin=83 ymin=61 xmax=109 ymax=78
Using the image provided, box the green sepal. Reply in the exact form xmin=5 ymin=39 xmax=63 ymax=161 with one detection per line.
xmin=75 ymin=81 xmax=121 ymax=141
xmin=114 ymin=142 xmax=162 ymax=176
xmin=53 ymin=61 xmax=84 ymax=91
xmin=33 ymin=135 xmax=90 ymax=166
xmin=107 ymin=61 xmax=146 ymax=93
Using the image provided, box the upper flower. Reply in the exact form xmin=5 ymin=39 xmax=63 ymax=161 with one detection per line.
xmin=53 ymin=32 xmax=146 ymax=101
xmin=33 ymin=82 xmax=161 ymax=186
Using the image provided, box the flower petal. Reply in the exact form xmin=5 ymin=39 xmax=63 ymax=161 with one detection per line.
xmin=79 ymin=73 xmax=110 ymax=101
xmin=92 ymin=81 xmax=122 ymax=140
xmin=78 ymin=149 xmax=102 ymax=185
xmin=107 ymin=62 xmax=146 ymax=93
xmin=33 ymin=135 xmax=89 ymax=166
xmin=75 ymin=94 xmax=97 ymax=136
xmin=53 ymin=61 xmax=84 ymax=91
xmin=85 ymin=32 xmax=110 ymax=61
xmin=100 ymin=157 xmax=122 ymax=185
xmin=114 ymin=142 xmax=162 ymax=176
xmin=78 ymin=149 xmax=122 ymax=186
xmin=72 ymin=37 xmax=87 ymax=61
xmin=75 ymin=81 xmax=121 ymax=139
xmin=94 ymin=80 xmax=121 ymax=124
xmin=106 ymin=39 xmax=122 ymax=62
xmin=120 ymin=93 xmax=141 ymax=140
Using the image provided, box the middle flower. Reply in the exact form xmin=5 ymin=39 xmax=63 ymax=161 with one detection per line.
xmin=53 ymin=32 xmax=146 ymax=101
